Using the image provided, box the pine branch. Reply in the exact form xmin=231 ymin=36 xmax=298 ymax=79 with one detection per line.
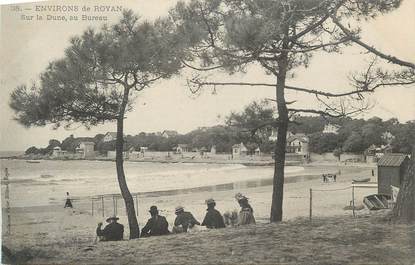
xmin=330 ymin=15 xmax=415 ymax=69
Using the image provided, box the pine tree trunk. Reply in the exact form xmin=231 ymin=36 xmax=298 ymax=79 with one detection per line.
xmin=270 ymin=52 xmax=289 ymax=223
xmin=393 ymin=147 xmax=415 ymax=223
xmin=116 ymin=87 xmax=140 ymax=239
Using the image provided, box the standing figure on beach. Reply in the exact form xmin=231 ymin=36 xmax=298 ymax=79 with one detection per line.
xmin=96 ymin=216 xmax=124 ymax=241
xmin=141 ymin=206 xmax=170 ymax=237
xmin=201 ymin=198 xmax=226 ymax=229
xmin=64 ymin=192 xmax=73 ymax=208
xmin=173 ymin=206 xmax=200 ymax=233
xmin=235 ymin=193 xmax=256 ymax=225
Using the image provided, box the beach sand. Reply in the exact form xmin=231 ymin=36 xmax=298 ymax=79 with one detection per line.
xmin=2 ymin=163 xmax=384 ymax=264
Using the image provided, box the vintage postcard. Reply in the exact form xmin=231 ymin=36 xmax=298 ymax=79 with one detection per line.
xmin=1 ymin=0 xmax=414 ymax=264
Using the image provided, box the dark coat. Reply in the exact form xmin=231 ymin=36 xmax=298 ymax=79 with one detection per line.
xmin=96 ymin=222 xmax=124 ymax=241
xmin=174 ymin=211 xmax=200 ymax=232
xmin=141 ymin=215 xmax=170 ymax=237
xmin=201 ymin=208 xmax=225 ymax=229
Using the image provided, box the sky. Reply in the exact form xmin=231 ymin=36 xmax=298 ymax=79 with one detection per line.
xmin=0 ymin=0 xmax=414 ymax=151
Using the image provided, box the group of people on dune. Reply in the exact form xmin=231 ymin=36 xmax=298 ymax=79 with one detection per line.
xmin=96 ymin=193 xmax=256 ymax=241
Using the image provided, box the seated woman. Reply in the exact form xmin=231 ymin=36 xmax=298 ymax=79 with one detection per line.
xmin=201 ymin=198 xmax=226 ymax=229
xmin=235 ymin=193 xmax=256 ymax=225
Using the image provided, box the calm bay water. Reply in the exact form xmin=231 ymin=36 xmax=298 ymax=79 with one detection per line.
xmin=0 ymin=159 xmax=304 ymax=207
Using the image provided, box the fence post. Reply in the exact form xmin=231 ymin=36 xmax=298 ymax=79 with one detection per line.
xmin=352 ymin=185 xmax=356 ymax=218
xmin=4 ymin=168 xmax=11 ymax=235
xmin=101 ymin=196 xmax=104 ymax=217
xmin=91 ymin=198 xmax=94 ymax=216
xmin=115 ymin=196 xmax=118 ymax=216
xmin=309 ymin=188 xmax=312 ymax=221
xmin=112 ymin=195 xmax=116 ymax=216
xmin=135 ymin=194 xmax=138 ymax=217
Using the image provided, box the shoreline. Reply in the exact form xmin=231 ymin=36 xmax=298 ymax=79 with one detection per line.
xmin=4 ymin=171 xmax=329 ymax=211
xmin=2 ymin=163 xmax=373 ymax=213
xmin=2 ymin=155 xmax=375 ymax=167
xmin=1 ymin=155 xmax=295 ymax=166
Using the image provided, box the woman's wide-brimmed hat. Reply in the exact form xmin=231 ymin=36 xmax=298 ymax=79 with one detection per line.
xmin=175 ymin=206 xmax=184 ymax=214
xmin=106 ymin=215 xmax=119 ymax=222
xmin=205 ymin=198 xmax=215 ymax=205
xmin=235 ymin=192 xmax=248 ymax=201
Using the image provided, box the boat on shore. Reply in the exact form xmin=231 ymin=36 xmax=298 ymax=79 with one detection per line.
xmin=26 ymin=160 xmax=41 ymax=164
xmin=352 ymin=176 xmax=371 ymax=182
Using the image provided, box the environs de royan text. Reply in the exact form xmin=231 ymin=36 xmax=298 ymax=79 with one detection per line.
xmin=34 ymin=5 xmax=123 ymax=12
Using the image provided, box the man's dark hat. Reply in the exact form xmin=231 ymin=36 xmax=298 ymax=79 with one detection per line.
xmin=106 ymin=215 xmax=119 ymax=222
xmin=149 ymin=205 xmax=158 ymax=213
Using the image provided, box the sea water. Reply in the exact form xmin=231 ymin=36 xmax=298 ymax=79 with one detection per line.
xmin=0 ymin=159 xmax=303 ymax=207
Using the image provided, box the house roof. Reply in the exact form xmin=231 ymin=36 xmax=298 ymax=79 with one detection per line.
xmin=324 ymin=123 xmax=340 ymax=128
xmin=177 ymin=144 xmax=188 ymax=148
xmin=378 ymin=154 xmax=409 ymax=167
xmin=80 ymin=141 xmax=95 ymax=145
xmin=162 ymin=130 xmax=178 ymax=135
xmin=232 ymin=143 xmax=248 ymax=151
xmin=104 ymin=132 xmax=117 ymax=139
xmin=287 ymin=134 xmax=309 ymax=143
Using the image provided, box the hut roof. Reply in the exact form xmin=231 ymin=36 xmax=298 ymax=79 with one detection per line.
xmin=378 ymin=154 xmax=409 ymax=167
xmin=105 ymin=132 xmax=117 ymax=138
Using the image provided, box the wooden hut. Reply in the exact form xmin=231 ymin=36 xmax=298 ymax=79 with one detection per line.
xmin=377 ymin=154 xmax=410 ymax=196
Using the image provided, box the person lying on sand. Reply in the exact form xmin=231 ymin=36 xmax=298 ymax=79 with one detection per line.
xmin=201 ymin=198 xmax=226 ymax=229
xmin=173 ymin=206 xmax=200 ymax=233
xmin=235 ymin=193 xmax=256 ymax=225
xmin=141 ymin=206 xmax=170 ymax=237
xmin=96 ymin=215 xmax=124 ymax=241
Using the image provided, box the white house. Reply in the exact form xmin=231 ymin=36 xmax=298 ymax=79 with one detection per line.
xmin=175 ymin=144 xmax=189 ymax=154
xmin=269 ymin=130 xmax=278 ymax=141
xmin=140 ymin=146 xmax=148 ymax=153
xmin=232 ymin=143 xmax=248 ymax=158
xmin=286 ymin=134 xmax=309 ymax=155
xmin=77 ymin=142 xmax=95 ymax=159
xmin=210 ymin=145 xmax=217 ymax=155
xmin=161 ymin=130 xmax=179 ymax=138
xmin=255 ymin=147 xmax=261 ymax=156
xmin=269 ymin=130 xmax=294 ymax=141
xmin=102 ymin=132 xmax=117 ymax=142
xmin=51 ymin=146 xmax=67 ymax=158
xmin=128 ymin=147 xmax=140 ymax=160
xmin=381 ymin=131 xmax=395 ymax=144
xmin=322 ymin=124 xmax=340 ymax=134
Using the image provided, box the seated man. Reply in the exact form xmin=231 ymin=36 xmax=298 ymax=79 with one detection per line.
xmin=173 ymin=206 xmax=200 ymax=233
xmin=141 ymin=206 xmax=170 ymax=237
xmin=96 ymin=215 xmax=124 ymax=241
xmin=201 ymin=198 xmax=225 ymax=229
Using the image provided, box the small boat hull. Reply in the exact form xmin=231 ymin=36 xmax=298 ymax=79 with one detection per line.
xmin=352 ymin=177 xmax=370 ymax=182
xmin=363 ymin=194 xmax=391 ymax=210
xmin=26 ymin=160 xmax=41 ymax=163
